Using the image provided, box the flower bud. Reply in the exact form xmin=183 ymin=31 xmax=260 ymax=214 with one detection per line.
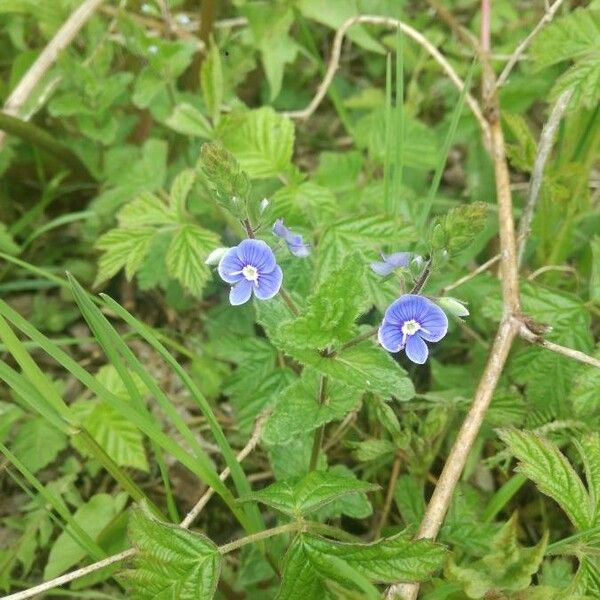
xmin=205 ymin=247 xmax=229 ymax=265
xmin=436 ymin=296 xmax=469 ymax=317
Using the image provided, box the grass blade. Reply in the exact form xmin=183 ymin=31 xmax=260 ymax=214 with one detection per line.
xmin=418 ymin=60 xmax=476 ymax=229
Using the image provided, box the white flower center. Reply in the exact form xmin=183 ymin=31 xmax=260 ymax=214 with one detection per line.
xmin=242 ymin=265 xmax=259 ymax=282
xmin=401 ymin=319 xmax=421 ymax=337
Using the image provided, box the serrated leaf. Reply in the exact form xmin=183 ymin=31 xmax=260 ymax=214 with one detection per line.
xmin=200 ymin=39 xmax=223 ymax=123
xmin=280 ymin=253 xmax=366 ymax=350
xmin=257 ymin=300 xmax=415 ymax=401
xmin=11 ymin=417 xmax=67 ymax=474
xmin=570 ymin=347 xmax=600 ymax=418
xmin=239 ymin=470 xmax=378 ymax=517
xmin=118 ymin=191 xmax=176 ymax=228
xmin=532 ymin=9 xmax=600 ymax=68
xmin=499 ymin=429 xmax=593 ymax=529
xmin=95 ymin=228 xmax=155 ymax=284
xmin=125 ymin=509 xmax=220 ymax=599
xmin=218 ymin=107 xmax=295 ymax=178
xmin=242 ymin=3 xmax=298 ymax=101
xmin=170 ymin=169 xmax=196 ymax=217
xmin=165 ymin=103 xmax=213 ymax=138
xmin=263 ymin=371 xmax=362 ymax=445
xmin=504 ymin=113 xmax=538 ymax=172
xmin=271 ymin=182 xmax=337 ymax=227
xmin=165 ymin=225 xmax=218 ymax=296
xmin=591 ymin=237 xmax=600 ymax=303
xmin=575 ymin=434 xmax=600 ymax=525
xmin=445 ymin=513 xmax=548 ymax=598
xmin=44 ymin=493 xmax=127 ymax=579
xmin=551 ymin=56 xmax=600 ymax=110
xmin=278 ymin=533 xmax=445 ymax=599
xmin=317 ymin=215 xmax=415 ymax=281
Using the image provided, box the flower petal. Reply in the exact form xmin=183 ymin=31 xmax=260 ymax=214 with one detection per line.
xmin=229 ymin=279 xmax=253 ymax=305
xmin=385 ymin=252 xmax=412 ymax=268
xmin=236 ymin=239 xmax=277 ymax=273
xmin=384 ymin=294 xmax=431 ymax=325
xmin=218 ymin=247 xmax=244 ymax=283
xmin=287 ymin=234 xmax=310 ymax=258
xmin=418 ymin=303 xmax=448 ymax=342
xmin=405 ymin=334 xmax=429 ymax=364
xmin=370 ymin=261 xmax=395 ymax=276
xmin=272 ymin=219 xmax=289 ymax=239
xmin=378 ymin=319 xmax=404 ymax=353
xmin=254 ymin=265 xmax=283 ymax=300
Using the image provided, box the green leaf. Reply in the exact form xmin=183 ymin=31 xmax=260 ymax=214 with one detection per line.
xmin=263 ymin=371 xmax=362 ymax=445
xmin=44 ymin=493 xmax=127 ymax=579
xmin=118 ymin=191 xmax=176 ymax=228
xmin=280 ymin=253 xmax=366 ymax=349
xmin=165 ymin=103 xmax=213 ymax=138
xmin=317 ymin=215 xmax=414 ymax=281
xmin=430 ymin=202 xmax=489 ymax=256
xmin=218 ymin=107 xmax=295 ymax=178
xmin=532 ymin=9 xmax=600 ymax=68
xmin=170 ymin=168 xmax=196 ymax=217
xmin=498 ymin=429 xmax=593 ymax=529
xmin=11 ymin=416 xmax=67 ymax=474
xmin=575 ymin=433 xmax=600 ymax=525
xmin=551 ymin=56 xmax=600 ymax=110
xmin=305 ymin=533 xmax=446 ymax=583
xmin=445 ymin=513 xmax=548 ymax=598
xmin=239 ymin=470 xmax=378 ymax=517
xmin=125 ymin=509 xmax=221 ymax=599
xmin=278 ymin=535 xmax=380 ymax=600
xmin=504 ymin=113 xmax=538 ymax=172
xmin=165 ymin=225 xmax=218 ymax=296
xmin=296 ymin=0 xmax=384 ymax=53
xmin=278 ymin=533 xmax=445 ymax=599
xmin=570 ymin=347 xmax=600 ymax=418
xmin=200 ymin=39 xmax=223 ymax=123
xmin=590 ymin=237 xmax=600 ymax=303
xmin=95 ymin=228 xmax=155 ymax=284
xmin=242 ymin=3 xmax=299 ymax=101
xmin=0 ymin=222 xmax=20 ymax=255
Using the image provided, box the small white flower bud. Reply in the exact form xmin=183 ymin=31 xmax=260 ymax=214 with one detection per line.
xmin=259 ymin=198 xmax=269 ymax=214
xmin=205 ymin=247 xmax=229 ymax=265
xmin=436 ymin=296 xmax=469 ymax=317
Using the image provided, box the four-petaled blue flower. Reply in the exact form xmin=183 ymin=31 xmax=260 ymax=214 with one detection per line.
xmin=370 ymin=252 xmax=413 ymax=276
xmin=273 ymin=219 xmax=310 ymax=258
xmin=378 ymin=294 xmax=448 ymax=364
xmin=218 ymin=239 xmax=283 ymax=306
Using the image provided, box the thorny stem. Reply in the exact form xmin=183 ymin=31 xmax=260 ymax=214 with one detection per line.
xmin=309 ymin=376 xmax=329 ymax=471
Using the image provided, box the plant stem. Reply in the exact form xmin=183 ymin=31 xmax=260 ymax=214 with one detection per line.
xmin=337 ymin=327 xmax=379 ymax=353
xmin=279 ymin=287 xmax=300 ymax=316
xmin=0 ymin=112 xmax=92 ymax=178
xmin=309 ymin=376 xmax=328 ymax=471
xmin=219 ymin=522 xmax=301 ymax=555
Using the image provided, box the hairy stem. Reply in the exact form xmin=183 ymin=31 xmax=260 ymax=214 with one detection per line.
xmin=309 ymin=376 xmax=328 ymax=470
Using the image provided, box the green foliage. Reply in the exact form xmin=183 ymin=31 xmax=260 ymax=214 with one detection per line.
xmin=445 ymin=513 xmax=548 ymax=598
xmin=217 ymin=108 xmax=295 ymax=178
xmin=44 ymin=493 xmax=128 ymax=579
xmin=532 ymin=9 xmax=600 ymax=109
xmin=430 ymin=202 xmax=489 ymax=256
xmin=239 ymin=470 xmax=378 ymax=517
xmin=499 ymin=429 xmax=593 ymax=529
xmin=95 ymin=173 xmax=219 ymax=296
xmin=278 ymin=533 xmax=446 ymax=598
xmin=280 ymin=253 xmax=366 ymax=349
xmin=125 ymin=509 xmax=220 ymax=599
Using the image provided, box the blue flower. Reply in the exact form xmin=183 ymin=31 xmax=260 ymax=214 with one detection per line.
xmin=272 ymin=219 xmax=310 ymax=258
xmin=218 ymin=239 xmax=283 ymax=306
xmin=370 ymin=252 xmax=413 ymax=276
xmin=378 ymin=294 xmax=448 ymax=364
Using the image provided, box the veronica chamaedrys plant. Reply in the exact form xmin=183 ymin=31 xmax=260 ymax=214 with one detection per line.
xmin=272 ymin=218 xmax=311 ymax=257
xmin=378 ymin=294 xmax=448 ymax=364
xmin=217 ymin=239 xmax=282 ymax=305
